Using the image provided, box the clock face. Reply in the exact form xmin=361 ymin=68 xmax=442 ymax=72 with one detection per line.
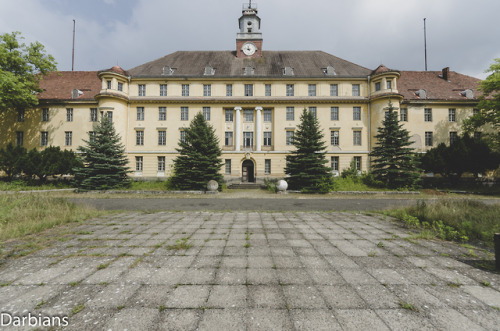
xmin=242 ymin=42 xmax=257 ymax=56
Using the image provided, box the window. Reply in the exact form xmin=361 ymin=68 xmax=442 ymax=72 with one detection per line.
xmin=353 ymin=131 xmax=361 ymax=146
xmin=17 ymin=109 xmax=25 ymax=122
xmin=286 ymin=131 xmax=294 ymax=145
xmin=137 ymin=107 xmax=145 ymax=121
xmin=135 ymin=156 xmax=143 ymax=172
xmin=136 ymin=130 xmax=144 ymax=145
xmin=449 ymin=108 xmax=456 ymax=122
xmin=158 ymin=156 xmax=165 ymax=172
xmin=375 ymin=82 xmax=381 ymax=91
xmin=474 ymin=132 xmax=482 ymax=140
xmin=203 ymin=84 xmax=211 ymax=97
xmin=42 ymin=108 xmax=49 ymax=122
xmin=225 ymin=110 xmax=233 ymax=122
xmin=160 ymin=84 xmax=167 ymax=96
xmin=352 ymin=84 xmax=360 ymax=96
xmin=331 ymin=107 xmax=339 ymax=121
xmin=89 ymin=131 xmax=96 ymax=143
xmin=90 ymin=108 xmax=98 ymax=122
xmin=400 ymin=108 xmax=408 ymax=122
xmin=106 ymin=111 xmax=113 ymax=122
xmin=107 ymin=80 xmax=111 ymax=89
xmin=449 ymin=131 xmax=458 ymax=145
xmin=244 ymin=84 xmax=253 ymax=96
xmin=353 ymin=107 xmax=361 ymax=121
xmin=16 ymin=131 xmax=23 ymax=146
xmin=244 ymin=110 xmax=253 ymax=122
xmin=265 ymin=84 xmax=271 ymax=96
xmin=308 ymin=84 xmax=316 ymax=96
xmin=354 ymin=156 xmax=361 ymax=171
xmin=265 ymin=159 xmax=271 ymax=175
xmin=40 ymin=131 xmax=48 ymax=146
xmin=225 ymin=132 xmax=233 ymax=146
xmin=264 ymin=132 xmax=272 ymax=146
xmin=425 ymin=131 xmax=433 ymax=146
xmin=286 ymin=107 xmax=294 ymax=121
xmin=138 ymin=84 xmax=146 ymax=96
xmin=306 ymin=107 xmax=316 ymax=119
xmin=424 ymin=108 xmax=432 ymax=122
xmin=225 ymin=159 xmax=231 ymax=175
xmin=159 ymin=107 xmax=166 ymax=121
xmin=158 ymin=130 xmax=166 ymax=145
xmin=387 ymin=80 xmax=392 ymax=89
xmin=118 ymin=82 xmax=123 ymax=92
xmin=66 ymin=108 xmax=73 ymax=122
xmin=331 ymin=131 xmax=339 ymax=146
xmin=226 ymin=84 xmax=233 ymax=96
xmin=203 ymin=107 xmax=211 ymax=121
xmin=180 ymin=131 xmax=186 ymax=143
xmin=65 ymin=131 xmax=72 ymax=146
xmin=243 ymin=132 xmax=253 ymax=147
xmin=181 ymin=107 xmax=189 ymax=121
xmin=331 ymin=156 xmax=339 ymax=171
xmin=286 ymin=84 xmax=294 ymax=96
xmin=263 ymin=109 xmax=272 ymax=122
xmin=182 ymin=84 xmax=189 ymax=96
xmin=330 ymin=84 xmax=338 ymax=96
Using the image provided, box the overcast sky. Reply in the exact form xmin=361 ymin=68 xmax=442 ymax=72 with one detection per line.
xmin=1 ymin=0 xmax=499 ymax=79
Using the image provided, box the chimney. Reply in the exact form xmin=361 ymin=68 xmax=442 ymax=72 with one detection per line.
xmin=442 ymin=67 xmax=449 ymax=81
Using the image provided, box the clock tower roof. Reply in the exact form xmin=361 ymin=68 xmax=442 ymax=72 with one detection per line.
xmin=236 ymin=3 xmax=263 ymax=58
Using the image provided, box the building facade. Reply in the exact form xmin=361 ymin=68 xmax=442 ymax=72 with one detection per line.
xmin=0 ymin=4 xmax=482 ymax=183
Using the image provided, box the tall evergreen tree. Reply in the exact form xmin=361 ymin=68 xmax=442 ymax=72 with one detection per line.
xmin=370 ymin=101 xmax=421 ymax=189
xmin=73 ymin=117 xmax=130 ymax=190
xmin=170 ymin=112 xmax=223 ymax=190
xmin=285 ymin=109 xmax=332 ymax=193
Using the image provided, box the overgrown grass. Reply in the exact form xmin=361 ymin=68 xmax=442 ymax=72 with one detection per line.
xmin=386 ymin=200 xmax=500 ymax=247
xmin=333 ymin=177 xmax=386 ymax=191
xmin=0 ymin=194 xmax=104 ymax=242
xmin=128 ymin=180 xmax=168 ymax=191
xmin=0 ymin=180 xmax=73 ymax=191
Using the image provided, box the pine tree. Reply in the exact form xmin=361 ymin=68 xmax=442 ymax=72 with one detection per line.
xmin=170 ymin=112 xmax=223 ymax=190
xmin=370 ymin=101 xmax=421 ymax=189
xmin=284 ymin=109 xmax=332 ymax=193
xmin=73 ymin=117 xmax=130 ymax=190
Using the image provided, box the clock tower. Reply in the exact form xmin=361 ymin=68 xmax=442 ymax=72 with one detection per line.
xmin=236 ymin=2 xmax=263 ymax=58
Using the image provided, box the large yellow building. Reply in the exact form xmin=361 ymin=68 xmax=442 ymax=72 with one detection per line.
xmin=0 ymin=4 xmax=482 ymax=184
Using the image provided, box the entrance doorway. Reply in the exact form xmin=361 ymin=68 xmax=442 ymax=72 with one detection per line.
xmin=241 ymin=160 xmax=255 ymax=182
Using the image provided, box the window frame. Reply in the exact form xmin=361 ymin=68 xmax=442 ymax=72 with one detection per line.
xmin=225 ymin=159 xmax=231 ymax=175
xmin=136 ymin=130 xmax=144 ymax=146
xmin=353 ymin=130 xmax=362 ymax=146
xmin=400 ymin=108 xmax=408 ymax=122
xmin=203 ymin=107 xmax=211 ymax=121
xmin=331 ymin=107 xmax=339 ymax=121
xmin=286 ymin=131 xmax=294 ymax=146
xmin=203 ymin=84 xmax=211 ymax=97
xmin=448 ymin=108 xmax=456 ymax=122
xmin=180 ymin=107 xmax=189 ymax=121
xmin=331 ymin=156 xmax=339 ymax=171
xmin=40 ymin=131 xmax=48 ymax=146
xmin=330 ymin=84 xmax=338 ymax=96
xmin=225 ymin=110 xmax=233 ymax=122
xmin=265 ymin=159 xmax=271 ymax=175
xmin=331 ymin=130 xmax=339 ymax=146
xmin=425 ymin=131 xmax=433 ymax=146
xmin=137 ymin=107 xmax=145 ymax=121
xmin=16 ymin=131 xmax=23 ymax=146
xmin=353 ymin=107 xmax=361 ymax=121
xmin=135 ymin=156 xmax=143 ymax=172
xmin=308 ymin=84 xmax=316 ymax=96
xmin=160 ymin=84 xmax=167 ymax=96
xmin=158 ymin=130 xmax=166 ymax=146
xmin=263 ymin=131 xmax=272 ymax=146
xmin=225 ymin=131 xmax=233 ymax=146
xmin=90 ymin=108 xmax=98 ymax=122
xmin=42 ymin=108 xmax=49 ymax=122
xmin=424 ymin=108 xmax=433 ymax=122
xmin=181 ymin=84 xmax=189 ymax=97
xmin=286 ymin=84 xmax=294 ymax=97
xmin=265 ymin=84 xmax=272 ymax=96
xmin=263 ymin=109 xmax=272 ymax=122
xmin=158 ymin=156 xmax=166 ymax=172
xmin=138 ymin=84 xmax=146 ymax=96
xmin=244 ymin=84 xmax=253 ymax=97
xmin=65 ymin=131 xmax=72 ymax=146
xmin=286 ymin=107 xmax=294 ymax=121
xmin=159 ymin=107 xmax=166 ymax=121
xmin=352 ymin=84 xmax=360 ymax=96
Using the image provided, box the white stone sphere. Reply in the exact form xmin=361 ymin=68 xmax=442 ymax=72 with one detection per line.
xmin=276 ymin=180 xmax=288 ymax=191
xmin=207 ymin=180 xmax=219 ymax=191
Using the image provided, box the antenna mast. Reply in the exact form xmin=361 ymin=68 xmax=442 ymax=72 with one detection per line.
xmin=423 ymin=18 xmax=428 ymax=71
xmin=72 ymin=19 xmax=76 ymax=71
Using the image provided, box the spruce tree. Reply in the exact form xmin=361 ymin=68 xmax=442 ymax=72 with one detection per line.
xmin=74 ymin=117 xmax=130 ymax=190
xmin=284 ymin=109 xmax=332 ymax=192
xmin=370 ymin=101 xmax=421 ymax=189
xmin=170 ymin=112 xmax=223 ymax=190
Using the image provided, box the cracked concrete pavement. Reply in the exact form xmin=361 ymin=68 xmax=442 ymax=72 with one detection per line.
xmin=0 ymin=210 xmax=499 ymax=330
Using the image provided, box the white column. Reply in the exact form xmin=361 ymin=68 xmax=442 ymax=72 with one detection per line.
xmin=235 ymin=107 xmax=241 ymax=151
xmin=255 ymin=106 xmax=262 ymax=151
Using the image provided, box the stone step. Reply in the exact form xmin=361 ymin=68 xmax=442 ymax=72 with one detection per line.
xmin=227 ymin=183 xmax=263 ymax=189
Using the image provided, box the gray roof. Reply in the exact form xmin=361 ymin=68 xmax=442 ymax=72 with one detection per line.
xmin=127 ymin=51 xmax=372 ymax=78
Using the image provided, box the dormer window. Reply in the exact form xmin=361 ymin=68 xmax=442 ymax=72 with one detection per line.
xmin=243 ymin=66 xmax=255 ymax=75
xmin=323 ymin=66 xmax=336 ymax=76
xmin=283 ymin=67 xmax=294 ymax=76
xmin=204 ymin=66 xmax=215 ymax=76
xmin=415 ymin=89 xmax=427 ymax=99
xmin=460 ymin=89 xmax=474 ymax=99
xmin=162 ymin=66 xmax=175 ymax=76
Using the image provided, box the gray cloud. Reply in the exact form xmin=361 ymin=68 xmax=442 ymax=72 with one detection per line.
xmin=1 ymin=0 xmax=498 ymax=79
